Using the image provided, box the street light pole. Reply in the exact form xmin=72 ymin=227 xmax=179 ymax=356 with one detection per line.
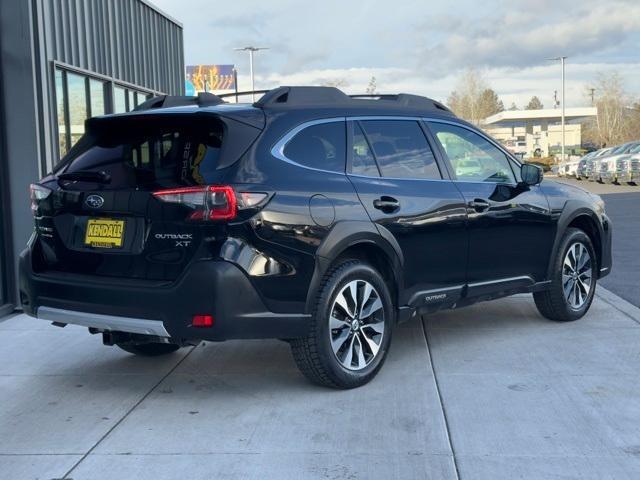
xmin=234 ymin=46 xmax=269 ymax=102
xmin=561 ymin=56 xmax=566 ymax=163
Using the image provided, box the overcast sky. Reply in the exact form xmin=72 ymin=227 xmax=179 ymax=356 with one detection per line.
xmin=153 ymin=0 xmax=640 ymax=108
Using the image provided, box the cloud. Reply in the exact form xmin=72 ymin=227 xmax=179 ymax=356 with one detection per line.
xmin=236 ymin=62 xmax=640 ymax=108
xmin=416 ymin=1 xmax=640 ymax=74
xmin=152 ymin=0 xmax=640 ymax=107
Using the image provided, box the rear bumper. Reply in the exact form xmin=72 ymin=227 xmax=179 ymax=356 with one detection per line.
xmin=19 ymin=247 xmax=310 ymax=341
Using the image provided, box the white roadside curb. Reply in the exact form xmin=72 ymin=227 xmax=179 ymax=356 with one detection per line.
xmin=596 ymin=286 xmax=640 ymax=324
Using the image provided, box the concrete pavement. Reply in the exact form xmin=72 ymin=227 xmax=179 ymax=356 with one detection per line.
xmin=1 ymin=287 xmax=639 ymax=479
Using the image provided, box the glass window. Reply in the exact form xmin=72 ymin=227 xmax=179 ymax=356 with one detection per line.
xmin=55 ymin=69 xmax=67 ymax=157
xmin=114 ymin=86 xmax=127 ymax=113
xmin=283 ymin=121 xmax=346 ymax=172
xmin=62 ymin=117 xmax=225 ymax=189
xmin=351 ymin=122 xmax=379 ymax=176
xmin=428 ymin=122 xmax=516 ymax=184
xmin=360 ymin=120 xmax=441 ymax=179
xmin=66 ymin=72 xmax=87 ymax=149
xmin=128 ymin=90 xmax=135 ymax=112
xmin=89 ymin=78 xmax=105 ymax=117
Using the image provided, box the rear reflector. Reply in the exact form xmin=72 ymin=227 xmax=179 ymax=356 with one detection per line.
xmin=30 ymin=184 xmax=52 ymax=212
xmin=153 ymin=185 xmax=237 ymax=221
xmin=192 ymin=314 xmax=214 ymax=328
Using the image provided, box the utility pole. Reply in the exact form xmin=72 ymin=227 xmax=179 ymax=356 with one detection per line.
xmin=234 ymin=46 xmax=269 ymax=102
xmin=547 ymin=56 xmax=567 ymax=163
xmin=588 ymin=88 xmax=596 ymax=106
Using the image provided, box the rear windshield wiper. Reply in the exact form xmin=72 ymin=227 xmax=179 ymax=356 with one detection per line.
xmin=58 ymin=170 xmax=111 ymax=185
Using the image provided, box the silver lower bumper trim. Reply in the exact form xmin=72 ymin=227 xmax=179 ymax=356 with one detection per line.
xmin=37 ymin=306 xmax=170 ymax=337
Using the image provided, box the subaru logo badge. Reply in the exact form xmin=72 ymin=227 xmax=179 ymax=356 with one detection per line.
xmin=85 ymin=194 xmax=104 ymax=209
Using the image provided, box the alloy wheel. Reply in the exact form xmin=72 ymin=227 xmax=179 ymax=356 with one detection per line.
xmin=329 ymin=279 xmax=385 ymax=371
xmin=562 ymin=242 xmax=593 ymax=309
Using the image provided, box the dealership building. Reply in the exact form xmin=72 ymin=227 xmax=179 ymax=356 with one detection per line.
xmin=0 ymin=0 xmax=184 ymax=314
xmin=482 ymin=107 xmax=598 ymax=159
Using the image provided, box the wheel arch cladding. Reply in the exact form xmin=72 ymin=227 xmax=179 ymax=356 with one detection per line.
xmin=548 ymin=202 xmax=603 ymax=279
xmin=307 ymin=221 xmax=404 ymax=314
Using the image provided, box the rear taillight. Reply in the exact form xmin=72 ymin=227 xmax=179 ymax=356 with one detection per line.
xmin=30 ymin=184 xmax=52 ymax=212
xmin=153 ymin=185 xmax=237 ymax=221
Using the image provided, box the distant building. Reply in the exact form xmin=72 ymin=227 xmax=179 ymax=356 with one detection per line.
xmin=0 ymin=0 xmax=184 ymax=313
xmin=482 ymin=108 xmax=598 ymax=159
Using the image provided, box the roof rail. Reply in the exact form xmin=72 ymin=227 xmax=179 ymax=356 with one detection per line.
xmin=349 ymin=94 xmax=452 ymax=113
xmin=133 ymin=92 xmax=225 ymax=111
xmin=249 ymin=86 xmax=452 ymax=114
xmin=254 ymin=86 xmax=351 ymax=107
xmin=217 ymin=90 xmax=271 ymax=100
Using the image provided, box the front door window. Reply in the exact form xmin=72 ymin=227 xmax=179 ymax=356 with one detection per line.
xmin=428 ymin=122 xmax=516 ymax=184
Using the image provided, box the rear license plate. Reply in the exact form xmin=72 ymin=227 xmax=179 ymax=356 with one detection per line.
xmin=84 ymin=218 xmax=125 ymax=248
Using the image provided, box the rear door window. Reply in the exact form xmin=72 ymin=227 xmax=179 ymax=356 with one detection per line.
xmin=350 ymin=122 xmax=380 ymax=177
xmin=283 ymin=121 xmax=346 ymax=172
xmin=359 ymin=120 xmax=441 ymax=179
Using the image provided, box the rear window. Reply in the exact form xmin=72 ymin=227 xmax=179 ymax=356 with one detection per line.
xmin=59 ymin=116 xmax=226 ymax=190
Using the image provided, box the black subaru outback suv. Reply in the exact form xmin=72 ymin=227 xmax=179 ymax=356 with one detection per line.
xmin=20 ymin=86 xmax=612 ymax=388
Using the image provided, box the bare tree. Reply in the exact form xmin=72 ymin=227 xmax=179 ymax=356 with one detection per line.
xmin=583 ymin=72 xmax=638 ymax=146
xmin=629 ymin=101 xmax=640 ymax=142
xmin=525 ymin=96 xmax=544 ymax=110
xmin=447 ymin=69 xmax=504 ymax=125
xmin=365 ymin=76 xmax=377 ymax=95
xmin=509 ymin=102 xmax=518 ymax=111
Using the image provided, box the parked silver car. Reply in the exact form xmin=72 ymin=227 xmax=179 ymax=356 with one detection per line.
xmin=599 ymin=142 xmax=640 ymax=183
xmin=586 ymin=147 xmax=613 ymax=181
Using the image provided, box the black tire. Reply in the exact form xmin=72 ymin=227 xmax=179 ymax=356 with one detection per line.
xmin=117 ymin=342 xmax=181 ymax=356
xmin=290 ymin=259 xmax=394 ymax=389
xmin=534 ymin=228 xmax=597 ymax=322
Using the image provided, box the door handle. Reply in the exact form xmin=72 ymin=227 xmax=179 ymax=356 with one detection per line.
xmin=373 ymin=196 xmax=400 ymax=213
xmin=468 ymin=198 xmax=490 ymax=212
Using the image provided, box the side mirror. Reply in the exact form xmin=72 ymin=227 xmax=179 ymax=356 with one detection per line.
xmin=521 ymin=163 xmax=543 ymax=186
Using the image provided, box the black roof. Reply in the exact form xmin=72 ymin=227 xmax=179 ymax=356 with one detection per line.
xmin=134 ymin=86 xmax=454 ymax=117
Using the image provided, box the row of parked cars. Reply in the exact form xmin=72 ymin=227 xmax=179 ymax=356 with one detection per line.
xmin=559 ymin=141 xmax=640 ymax=184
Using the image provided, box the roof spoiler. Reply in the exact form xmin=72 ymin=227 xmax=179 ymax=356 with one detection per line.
xmin=133 ymin=92 xmax=225 ymax=111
